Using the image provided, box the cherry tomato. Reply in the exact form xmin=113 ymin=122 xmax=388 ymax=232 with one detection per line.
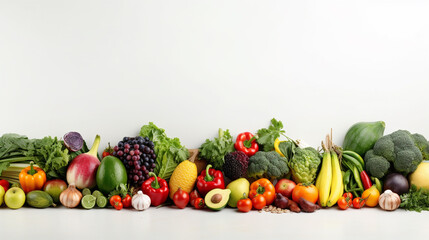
xmin=343 ymin=192 xmax=353 ymax=199
xmin=122 ymin=194 xmax=132 ymax=208
xmin=189 ymin=189 xmax=201 ymax=207
xmin=110 ymin=195 xmax=123 ymax=210
xmin=173 ymin=188 xmax=189 ymax=209
xmin=237 ymin=198 xmax=252 ymax=213
xmin=251 ymin=194 xmax=267 ymax=210
xmin=352 ymin=197 xmax=366 ymax=209
xmin=0 ymin=179 xmax=10 ymax=192
xmin=292 ymin=183 xmax=318 ymax=204
xmin=194 ymin=198 xmax=205 ymax=209
xmin=102 ymin=143 xmax=113 ymax=158
xmin=337 ymin=196 xmax=351 ymax=210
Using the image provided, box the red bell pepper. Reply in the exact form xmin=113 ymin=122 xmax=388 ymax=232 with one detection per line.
xmin=196 ymin=164 xmax=225 ymax=196
xmin=141 ymin=172 xmax=169 ymax=206
xmin=235 ymin=132 xmax=259 ymax=157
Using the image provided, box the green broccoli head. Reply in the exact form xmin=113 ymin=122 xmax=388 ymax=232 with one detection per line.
xmin=247 ymin=151 xmax=289 ymax=180
xmin=365 ymin=130 xmax=426 ymax=178
xmin=288 ymin=147 xmax=321 ymax=184
xmin=365 ymin=150 xmax=391 ymax=178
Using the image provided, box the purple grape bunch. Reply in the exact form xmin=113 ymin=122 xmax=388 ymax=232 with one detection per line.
xmin=113 ymin=136 xmax=156 ymax=186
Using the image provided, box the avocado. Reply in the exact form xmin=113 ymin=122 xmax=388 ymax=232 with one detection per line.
xmin=96 ymin=156 xmax=127 ymax=194
xmin=205 ymin=188 xmax=231 ymax=211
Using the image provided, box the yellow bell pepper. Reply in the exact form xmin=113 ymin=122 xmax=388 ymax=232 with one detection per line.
xmin=274 ymin=138 xmax=285 ymax=157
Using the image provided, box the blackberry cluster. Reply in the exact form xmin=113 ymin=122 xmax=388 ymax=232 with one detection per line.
xmin=113 ymin=136 xmax=156 ymax=186
xmin=223 ymin=151 xmax=249 ymax=181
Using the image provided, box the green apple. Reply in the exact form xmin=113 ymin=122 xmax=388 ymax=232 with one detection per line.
xmin=5 ymin=187 xmax=26 ymax=209
xmin=226 ymin=178 xmax=250 ymax=208
xmin=0 ymin=186 xmax=5 ymax=206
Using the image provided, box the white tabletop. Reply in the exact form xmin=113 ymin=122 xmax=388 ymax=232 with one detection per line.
xmin=0 ymin=206 xmax=424 ymax=240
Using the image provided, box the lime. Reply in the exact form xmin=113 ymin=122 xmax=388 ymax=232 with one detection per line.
xmin=96 ymin=196 xmax=107 ymax=208
xmin=82 ymin=188 xmax=91 ymax=196
xmin=81 ymin=195 xmax=96 ymax=209
xmin=92 ymin=190 xmax=103 ymax=199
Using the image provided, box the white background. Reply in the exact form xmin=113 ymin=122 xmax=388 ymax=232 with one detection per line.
xmin=1 ymin=0 xmax=428 ymax=150
xmin=1 ymin=1 xmax=429 ymax=239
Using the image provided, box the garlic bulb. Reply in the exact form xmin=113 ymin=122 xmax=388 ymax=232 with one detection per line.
xmin=60 ymin=184 xmax=82 ymax=208
xmin=132 ymin=191 xmax=151 ymax=211
xmin=379 ymin=190 xmax=401 ymax=211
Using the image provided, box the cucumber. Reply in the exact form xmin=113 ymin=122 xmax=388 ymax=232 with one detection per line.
xmin=343 ymin=121 xmax=385 ymax=157
xmin=26 ymin=190 xmax=54 ymax=208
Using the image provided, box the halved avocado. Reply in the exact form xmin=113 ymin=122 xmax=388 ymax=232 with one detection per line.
xmin=205 ymin=188 xmax=231 ymax=211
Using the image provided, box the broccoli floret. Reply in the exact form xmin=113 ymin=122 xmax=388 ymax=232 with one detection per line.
xmin=247 ymin=151 xmax=289 ymax=180
xmin=394 ymin=148 xmax=422 ymax=175
xmin=365 ymin=130 xmax=427 ymax=178
xmin=365 ymin=150 xmax=391 ymax=178
xmin=373 ymin=135 xmax=395 ymax=162
xmin=412 ymin=133 xmax=429 ymax=160
xmin=288 ymin=147 xmax=321 ymax=184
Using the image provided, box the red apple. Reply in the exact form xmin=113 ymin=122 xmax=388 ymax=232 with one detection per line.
xmin=43 ymin=179 xmax=67 ymax=203
xmin=275 ymin=179 xmax=296 ymax=198
xmin=66 ymin=135 xmax=101 ymax=189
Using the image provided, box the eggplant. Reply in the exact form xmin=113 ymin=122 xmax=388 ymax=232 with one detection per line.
xmin=383 ymin=173 xmax=409 ymax=195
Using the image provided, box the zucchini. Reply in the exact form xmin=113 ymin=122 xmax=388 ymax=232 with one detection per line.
xmin=343 ymin=121 xmax=385 ymax=157
xmin=26 ymin=190 xmax=54 ymax=208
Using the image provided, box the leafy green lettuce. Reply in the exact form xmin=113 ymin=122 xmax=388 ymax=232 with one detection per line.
xmin=140 ymin=123 xmax=189 ymax=181
xmin=0 ymin=134 xmax=70 ymax=179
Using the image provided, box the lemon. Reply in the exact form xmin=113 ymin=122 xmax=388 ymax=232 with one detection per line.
xmin=410 ymin=162 xmax=429 ymax=190
xmin=169 ymin=160 xmax=198 ymax=199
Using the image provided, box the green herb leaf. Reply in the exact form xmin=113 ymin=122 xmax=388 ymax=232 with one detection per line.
xmin=400 ymin=185 xmax=429 ymax=212
xmin=256 ymin=118 xmax=286 ymax=152
xmin=199 ymin=128 xmax=235 ymax=170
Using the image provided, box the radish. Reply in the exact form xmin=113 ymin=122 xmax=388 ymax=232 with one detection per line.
xmin=66 ymin=135 xmax=101 ymax=189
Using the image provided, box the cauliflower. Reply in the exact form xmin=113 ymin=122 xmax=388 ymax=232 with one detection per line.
xmin=288 ymin=147 xmax=321 ymax=184
xmin=365 ymin=130 xmax=427 ymax=178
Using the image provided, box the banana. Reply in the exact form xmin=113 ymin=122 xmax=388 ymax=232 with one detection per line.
xmin=327 ymin=151 xmax=344 ymax=207
xmin=317 ymin=151 xmax=332 ymax=207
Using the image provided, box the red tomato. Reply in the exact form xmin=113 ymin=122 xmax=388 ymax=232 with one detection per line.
xmin=251 ymin=194 xmax=266 ymax=210
xmin=352 ymin=197 xmax=366 ymax=209
xmin=194 ymin=198 xmax=205 ymax=209
xmin=0 ymin=179 xmax=10 ymax=192
xmin=189 ymin=189 xmax=200 ymax=207
xmin=110 ymin=195 xmax=123 ymax=210
xmin=343 ymin=192 xmax=353 ymax=199
xmin=173 ymin=188 xmax=189 ymax=209
xmin=122 ymin=194 xmax=132 ymax=208
xmin=237 ymin=198 xmax=252 ymax=213
xmin=337 ymin=197 xmax=351 ymax=210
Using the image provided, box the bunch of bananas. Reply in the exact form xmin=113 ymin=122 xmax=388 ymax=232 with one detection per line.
xmin=315 ymin=133 xmax=343 ymax=207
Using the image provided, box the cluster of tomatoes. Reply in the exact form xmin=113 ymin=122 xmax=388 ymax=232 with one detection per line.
xmin=337 ymin=192 xmax=366 ymax=210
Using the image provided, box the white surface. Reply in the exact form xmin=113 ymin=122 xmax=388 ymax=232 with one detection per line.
xmin=0 ymin=206 xmax=426 ymax=239
xmin=1 ymin=0 xmax=429 ymax=149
